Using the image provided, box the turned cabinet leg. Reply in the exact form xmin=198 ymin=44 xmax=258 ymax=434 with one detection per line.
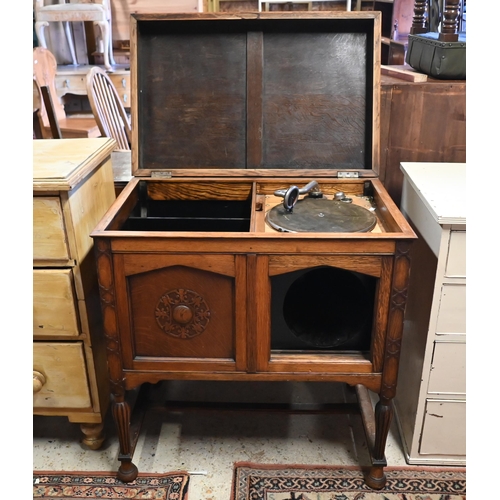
xmin=112 ymin=396 xmax=138 ymax=483
xmin=365 ymin=397 xmax=393 ymax=489
xmin=80 ymin=422 xmax=105 ymax=450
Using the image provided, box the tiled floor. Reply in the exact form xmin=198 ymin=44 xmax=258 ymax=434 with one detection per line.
xmin=33 ymin=380 xmax=408 ymax=499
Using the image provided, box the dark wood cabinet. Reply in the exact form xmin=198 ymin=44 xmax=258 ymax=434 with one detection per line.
xmin=92 ymin=13 xmax=416 ymax=489
xmin=379 ymin=75 xmax=466 ymax=207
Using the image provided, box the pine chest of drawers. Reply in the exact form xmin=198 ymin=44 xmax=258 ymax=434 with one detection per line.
xmin=33 ymin=137 xmax=116 ymax=448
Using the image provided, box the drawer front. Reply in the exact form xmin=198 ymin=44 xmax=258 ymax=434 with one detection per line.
xmin=109 ymin=73 xmax=130 ymax=107
xmin=55 ymin=74 xmax=87 ymax=97
xmin=33 ymin=342 xmax=91 ymax=409
xmin=428 ymin=341 xmax=466 ymax=395
xmin=33 ymin=269 xmax=80 ymax=338
xmin=445 ymin=231 xmax=466 ymax=278
xmin=419 ymin=399 xmax=466 ymax=456
xmin=435 ymin=284 xmax=466 ymax=335
xmin=33 ymin=197 xmax=70 ymax=262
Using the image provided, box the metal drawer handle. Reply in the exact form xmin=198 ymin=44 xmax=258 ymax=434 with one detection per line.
xmin=33 ymin=370 xmax=46 ymax=393
xmin=122 ymin=78 xmax=126 ymax=88
xmin=64 ymin=79 xmax=70 ymax=88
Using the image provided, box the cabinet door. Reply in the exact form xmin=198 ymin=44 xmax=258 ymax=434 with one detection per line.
xmin=115 ymin=253 xmax=246 ymax=372
xmin=263 ymin=254 xmax=383 ymax=374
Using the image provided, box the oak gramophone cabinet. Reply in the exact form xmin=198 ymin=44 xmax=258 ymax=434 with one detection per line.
xmin=91 ymin=12 xmax=416 ymax=489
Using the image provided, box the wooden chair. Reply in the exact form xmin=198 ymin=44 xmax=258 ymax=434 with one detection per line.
xmin=35 ymin=79 xmax=64 ymax=139
xmin=34 ymin=0 xmax=115 ymax=71
xmin=33 ymin=47 xmax=101 ymax=139
xmin=86 ymin=66 xmax=131 ymax=150
xmin=33 ymin=80 xmax=43 ymax=139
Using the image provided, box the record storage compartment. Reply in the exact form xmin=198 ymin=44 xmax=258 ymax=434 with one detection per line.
xmin=91 ymin=12 xmax=417 ymax=490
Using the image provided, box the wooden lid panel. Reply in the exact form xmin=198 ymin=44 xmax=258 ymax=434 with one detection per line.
xmin=136 ymin=22 xmax=247 ymax=170
xmin=131 ymin=14 xmax=380 ymax=177
xmin=261 ymin=28 xmax=372 ymax=170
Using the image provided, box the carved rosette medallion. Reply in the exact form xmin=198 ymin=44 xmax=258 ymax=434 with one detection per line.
xmin=155 ymin=288 xmax=210 ymax=339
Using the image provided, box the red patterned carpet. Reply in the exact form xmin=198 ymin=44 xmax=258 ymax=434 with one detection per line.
xmin=33 ymin=471 xmax=189 ymax=499
xmin=230 ymin=463 xmax=466 ymax=500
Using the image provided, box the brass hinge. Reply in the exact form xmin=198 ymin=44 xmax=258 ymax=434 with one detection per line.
xmin=151 ymin=171 xmax=172 ymax=178
xmin=337 ymin=171 xmax=359 ymax=178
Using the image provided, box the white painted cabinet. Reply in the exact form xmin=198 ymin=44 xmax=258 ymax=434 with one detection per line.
xmin=395 ymin=162 xmax=466 ymax=465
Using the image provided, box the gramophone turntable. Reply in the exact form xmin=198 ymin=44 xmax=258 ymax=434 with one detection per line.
xmin=92 ymin=12 xmax=416 ymax=489
xmin=266 ymin=180 xmax=377 ymax=233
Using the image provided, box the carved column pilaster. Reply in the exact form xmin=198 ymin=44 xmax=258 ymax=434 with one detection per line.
xmin=94 ymin=238 xmax=138 ymax=482
xmin=366 ymin=241 xmax=412 ymax=490
xmin=94 ymin=239 xmax=125 ymax=401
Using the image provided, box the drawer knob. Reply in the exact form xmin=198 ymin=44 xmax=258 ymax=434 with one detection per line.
xmin=33 ymin=370 xmax=46 ymax=393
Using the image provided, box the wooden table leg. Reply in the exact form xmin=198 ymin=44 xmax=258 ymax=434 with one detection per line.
xmin=113 ymin=395 xmax=138 ymax=482
xmin=365 ymin=397 xmax=392 ymax=489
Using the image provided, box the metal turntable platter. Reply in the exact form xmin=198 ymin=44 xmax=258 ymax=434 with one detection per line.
xmin=266 ymin=196 xmax=377 ymax=233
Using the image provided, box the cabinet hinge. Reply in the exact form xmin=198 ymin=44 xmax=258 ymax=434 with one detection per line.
xmin=337 ymin=171 xmax=359 ymax=178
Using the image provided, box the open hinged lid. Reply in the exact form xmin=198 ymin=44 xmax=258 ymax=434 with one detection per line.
xmin=130 ymin=12 xmax=382 ymax=179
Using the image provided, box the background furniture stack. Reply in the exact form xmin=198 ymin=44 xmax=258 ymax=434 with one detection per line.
xmin=33 ymin=47 xmax=100 ymax=139
xmin=386 ymin=0 xmax=466 ymax=65
xmin=34 ymin=0 xmax=115 ymax=70
xmin=33 ymin=0 xmax=201 ymax=67
xmin=383 ymin=0 xmax=414 ymax=64
xmin=395 ymin=162 xmax=466 ymax=465
xmin=55 ymin=64 xmax=131 ymax=111
xmin=257 ymin=0 xmax=360 ymax=12
xmin=33 ymin=137 xmax=116 ymax=449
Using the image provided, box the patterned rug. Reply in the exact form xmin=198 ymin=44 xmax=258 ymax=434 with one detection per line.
xmin=230 ymin=463 xmax=466 ymax=500
xmin=33 ymin=471 xmax=189 ymax=499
